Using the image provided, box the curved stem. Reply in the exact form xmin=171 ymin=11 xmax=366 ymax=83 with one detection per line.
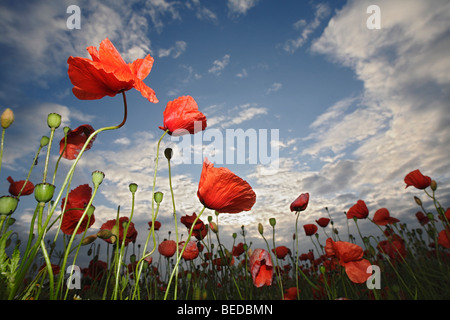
xmin=9 ymin=92 xmax=128 ymax=300
xmin=164 ymin=206 xmax=206 ymax=300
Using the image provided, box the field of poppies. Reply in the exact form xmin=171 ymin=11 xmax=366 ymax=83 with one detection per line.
xmin=0 ymin=38 xmax=449 ymax=301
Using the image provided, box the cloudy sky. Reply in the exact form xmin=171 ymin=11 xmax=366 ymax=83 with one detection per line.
xmin=1 ymin=0 xmax=449 ymax=266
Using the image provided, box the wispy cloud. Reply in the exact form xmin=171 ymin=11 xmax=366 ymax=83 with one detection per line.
xmin=158 ymin=40 xmax=187 ymax=58
xmin=266 ymin=82 xmax=282 ymax=94
xmin=227 ymin=0 xmax=260 ymax=16
xmin=208 ymin=54 xmax=231 ymax=75
xmin=283 ymin=3 xmax=331 ymax=53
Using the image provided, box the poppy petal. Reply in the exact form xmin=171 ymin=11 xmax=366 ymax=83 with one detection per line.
xmin=344 ymin=259 xmax=372 ymax=284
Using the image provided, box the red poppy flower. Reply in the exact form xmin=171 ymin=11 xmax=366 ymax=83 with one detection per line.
xmin=100 ymin=217 xmax=138 ymax=246
xmin=272 ymin=246 xmax=291 ymax=259
xmin=283 ymin=287 xmax=300 ymax=300
xmin=67 ymin=38 xmax=158 ymax=102
xmin=148 ymin=220 xmax=161 ymax=231
xmin=87 ymin=259 xmax=108 ymax=281
xmin=438 ymin=228 xmax=450 ymax=249
xmin=159 ymin=96 xmax=207 ymax=136
xmin=372 ymin=208 xmax=399 ymax=226
xmin=60 ymin=184 xmax=95 ymax=235
xmin=290 ymin=193 xmax=309 ymax=212
xmin=180 ymin=212 xmax=208 ymax=240
xmin=346 ymin=200 xmax=369 ymax=219
xmin=325 ymin=238 xmax=371 ymax=284
xmin=7 ymin=176 xmax=34 ymax=196
xmin=249 ymin=248 xmax=273 ymax=287
xmin=303 ymin=224 xmax=318 ymax=236
xmin=59 ymin=124 xmax=96 ymax=160
xmin=179 ymin=241 xmax=199 ymax=260
xmin=158 ymin=240 xmax=177 ymax=258
xmin=197 ymin=158 xmax=256 ymax=213
xmin=404 ymin=169 xmax=431 ymax=190
xmin=316 ymin=217 xmax=330 ymax=228
xmin=377 ymin=239 xmax=407 ymax=260
xmin=39 ymin=263 xmax=60 ymax=275
xmin=232 ymin=242 xmax=245 ymax=257
xmin=415 ymin=211 xmax=430 ymax=225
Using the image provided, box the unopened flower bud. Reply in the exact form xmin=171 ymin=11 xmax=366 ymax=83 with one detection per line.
xmin=430 ymin=180 xmax=437 ymax=191
xmin=414 ymin=196 xmax=422 ymax=206
xmin=1 ymin=108 xmax=14 ymax=129
xmin=129 ymin=183 xmax=138 ymax=193
xmin=0 ymin=195 xmax=19 ymax=216
xmin=164 ymin=148 xmax=173 ymax=160
xmin=269 ymin=217 xmax=276 ymax=227
xmin=97 ymin=229 xmax=113 ymax=239
xmin=154 ymin=191 xmax=163 ymax=203
xmin=210 ymin=221 xmax=218 ymax=233
xmin=40 ymin=136 xmax=50 ymax=147
xmin=34 ymin=183 xmax=55 ymax=203
xmin=47 ymin=113 xmax=61 ymax=129
xmin=86 ymin=205 xmax=95 ymax=217
xmin=81 ymin=235 xmax=97 ymax=246
xmin=258 ymin=223 xmax=264 ymax=235
xmin=92 ymin=171 xmax=105 ymax=186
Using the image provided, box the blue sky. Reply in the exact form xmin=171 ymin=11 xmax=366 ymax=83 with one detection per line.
xmin=1 ymin=0 xmax=450 ymax=267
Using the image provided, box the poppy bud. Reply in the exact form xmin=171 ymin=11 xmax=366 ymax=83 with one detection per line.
xmin=0 ymin=195 xmax=19 ymax=215
xmin=154 ymin=191 xmax=163 ymax=204
xmin=47 ymin=113 xmax=62 ymax=129
xmin=130 ymin=253 xmax=136 ymax=263
xmin=414 ymin=196 xmax=422 ymax=206
xmin=164 ymin=148 xmax=173 ymax=160
xmin=210 ymin=221 xmax=218 ymax=233
xmin=97 ymin=229 xmax=113 ymax=239
xmin=1 ymin=108 xmax=14 ymax=129
xmin=81 ymin=235 xmax=97 ymax=245
xmin=86 ymin=205 xmax=95 ymax=217
xmin=258 ymin=223 xmax=264 ymax=235
xmin=129 ymin=183 xmax=138 ymax=193
xmin=34 ymin=183 xmax=55 ymax=203
xmin=40 ymin=136 xmax=50 ymax=148
xmin=430 ymin=180 xmax=437 ymax=191
xmin=232 ymin=232 xmax=237 ymax=239
xmin=92 ymin=171 xmax=105 ymax=186
xmin=269 ymin=218 xmax=276 ymax=227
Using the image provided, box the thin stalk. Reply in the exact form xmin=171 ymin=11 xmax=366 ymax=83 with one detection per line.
xmin=9 ymin=91 xmax=128 ymax=300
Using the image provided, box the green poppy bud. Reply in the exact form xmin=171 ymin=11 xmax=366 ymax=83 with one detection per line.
xmin=97 ymin=229 xmax=113 ymax=239
xmin=86 ymin=205 xmax=95 ymax=217
xmin=40 ymin=136 xmax=50 ymax=147
xmin=1 ymin=108 xmax=14 ymax=129
xmin=129 ymin=183 xmax=138 ymax=193
xmin=34 ymin=183 xmax=55 ymax=203
xmin=164 ymin=148 xmax=173 ymax=160
xmin=0 ymin=195 xmax=19 ymax=215
xmin=81 ymin=235 xmax=97 ymax=246
xmin=154 ymin=191 xmax=163 ymax=203
xmin=258 ymin=223 xmax=264 ymax=235
xmin=92 ymin=171 xmax=105 ymax=186
xmin=47 ymin=113 xmax=61 ymax=129
xmin=430 ymin=180 xmax=437 ymax=191
xmin=269 ymin=217 xmax=276 ymax=227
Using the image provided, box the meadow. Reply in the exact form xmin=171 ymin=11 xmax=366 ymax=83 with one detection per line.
xmin=0 ymin=38 xmax=448 ymax=301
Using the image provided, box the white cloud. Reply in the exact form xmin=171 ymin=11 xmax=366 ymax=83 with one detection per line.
xmin=208 ymin=54 xmax=231 ymax=75
xmin=266 ymin=82 xmax=282 ymax=94
xmin=283 ymin=3 xmax=331 ymax=53
xmin=3 ymin=103 xmax=95 ymax=169
xmin=205 ymin=103 xmax=268 ymax=129
xmin=158 ymin=40 xmax=187 ymax=58
xmin=236 ymin=68 xmax=248 ymax=78
xmin=301 ymin=0 xmax=450 ymax=218
xmin=227 ymin=0 xmax=260 ymax=16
